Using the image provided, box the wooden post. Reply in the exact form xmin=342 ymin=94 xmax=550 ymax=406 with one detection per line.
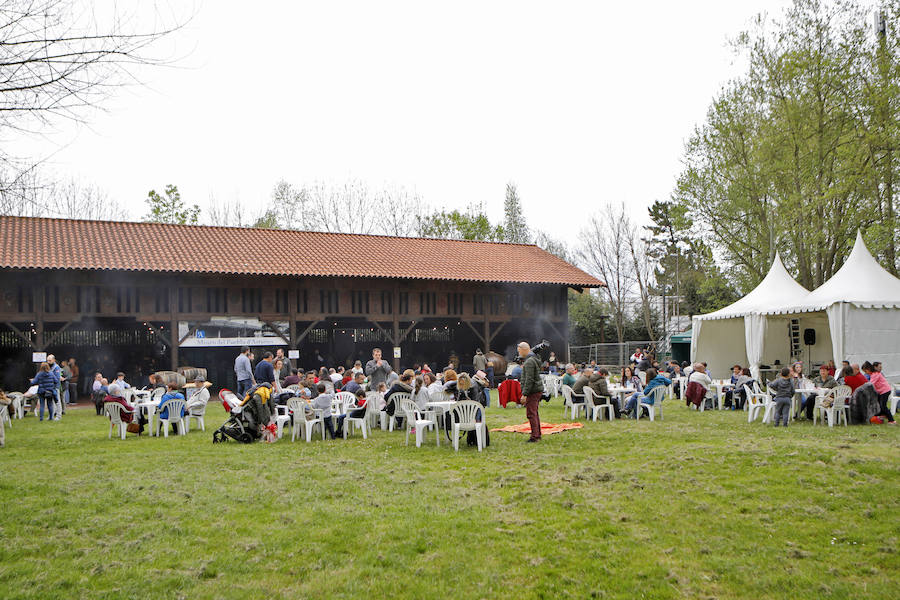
xmin=392 ymin=285 xmax=400 ymax=372
xmin=289 ymin=315 xmax=297 ymax=371
xmin=35 ymin=285 xmax=45 ymax=351
xmin=483 ymin=319 xmax=490 ymax=354
xmin=169 ymin=288 xmax=178 ymax=371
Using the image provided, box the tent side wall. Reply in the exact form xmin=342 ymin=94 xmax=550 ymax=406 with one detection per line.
xmin=693 ymin=317 xmax=749 ymax=379
xmin=845 ymin=307 xmax=900 ymax=379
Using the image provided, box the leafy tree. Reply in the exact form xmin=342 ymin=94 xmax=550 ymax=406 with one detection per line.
xmin=567 ymin=289 xmax=609 ymax=346
xmin=143 ymin=185 xmax=200 ymax=225
xmin=502 ymin=183 xmax=530 ymax=243
xmin=253 ymin=209 xmax=280 ymax=229
xmin=673 ymin=0 xmax=900 ymax=289
xmin=417 ymin=203 xmax=502 ymax=240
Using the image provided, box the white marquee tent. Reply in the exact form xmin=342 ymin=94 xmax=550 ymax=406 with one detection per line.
xmin=690 ymin=252 xmax=810 ymax=380
xmin=692 ymin=232 xmax=900 ymax=380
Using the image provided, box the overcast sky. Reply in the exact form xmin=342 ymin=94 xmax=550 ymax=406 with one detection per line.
xmin=18 ymin=0 xmax=799 ymax=240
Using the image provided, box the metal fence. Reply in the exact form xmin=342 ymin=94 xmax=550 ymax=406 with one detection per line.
xmin=568 ymin=339 xmax=668 ymax=368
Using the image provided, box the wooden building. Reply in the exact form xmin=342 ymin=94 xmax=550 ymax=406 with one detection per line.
xmin=0 ymin=216 xmax=602 ymax=391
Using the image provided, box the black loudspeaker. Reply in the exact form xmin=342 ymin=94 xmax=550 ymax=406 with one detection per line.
xmin=803 ymin=328 xmax=816 ymax=345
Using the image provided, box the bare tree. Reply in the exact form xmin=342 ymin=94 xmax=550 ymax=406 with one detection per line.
xmin=376 ymin=183 xmax=423 ymax=237
xmin=206 ymin=195 xmax=247 ymax=227
xmin=576 ymin=203 xmax=635 ymax=343
xmin=625 ymin=219 xmax=657 ymax=340
xmin=51 ymin=177 xmax=126 ymax=220
xmin=0 ymin=0 xmax=189 ymax=208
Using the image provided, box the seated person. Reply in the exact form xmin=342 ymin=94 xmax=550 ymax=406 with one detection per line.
xmin=561 ymin=363 xmax=578 ymax=388
xmin=621 ymin=366 xmax=642 ymax=391
xmin=335 ymin=388 xmax=368 ymax=436
xmin=734 ymin=368 xmax=754 ymax=410
xmin=148 ymin=373 xmax=167 ymax=394
xmin=723 ymin=365 xmax=742 ymax=409
xmin=623 ymin=368 xmax=671 ymax=418
xmin=413 ymin=375 xmax=431 ymax=410
xmin=571 ymin=367 xmax=592 ymax=409
xmin=283 ymin=368 xmax=301 ymax=388
xmin=454 ymin=372 xmax=486 ymax=406
xmin=104 ymin=383 xmax=139 ymax=433
xmin=310 ymin=382 xmax=337 ymax=439
xmin=113 ymin=372 xmax=130 ymax=389
xmin=843 ymin=364 xmax=868 ymax=393
xmin=804 ymin=365 xmax=837 ymax=419
xmin=157 ymin=382 xmax=186 ymax=434
xmin=304 ymin=371 xmax=319 ymax=399
xmin=589 ymin=368 xmax=618 ymax=417
xmin=424 ymin=372 xmax=444 ymax=399
xmin=685 ymin=362 xmax=712 ymax=407
xmin=91 ymin=372 xmax=107 ymax=394
xmin=343 ymin=372 xmax=365 ymax=395
xmin=185 ymin=376 xmax=211 ymax=413
xmin=384 ymin=369 xmax=416 ymax=426
xmin=865 ymin=362 xmax=896 ymax=425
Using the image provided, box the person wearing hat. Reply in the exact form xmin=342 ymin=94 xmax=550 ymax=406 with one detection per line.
xmin=185 ymin=376 xmax=211 ymax=414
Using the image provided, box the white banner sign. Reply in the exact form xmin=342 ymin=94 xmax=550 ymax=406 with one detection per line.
xmin=32 ymin=352 xmax=47 ymax=362
xmin=180 ymin=336 xmax=288 ymax=348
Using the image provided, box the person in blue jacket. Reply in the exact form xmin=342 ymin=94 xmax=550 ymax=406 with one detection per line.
xmin=622 ymin=368 xmax=671 ymax=419
xmin=157 ymin=382 xmax=186 ymax=434
xmin=30 ymin=362 xmax=58 ymax=421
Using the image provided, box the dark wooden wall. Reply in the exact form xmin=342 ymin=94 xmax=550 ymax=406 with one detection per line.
xmin=0 ymin=269 xmax=571 ymax=371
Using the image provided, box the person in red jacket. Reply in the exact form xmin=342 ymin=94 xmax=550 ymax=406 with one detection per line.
xmin=843 ymin=364 xmax=868 ymax=393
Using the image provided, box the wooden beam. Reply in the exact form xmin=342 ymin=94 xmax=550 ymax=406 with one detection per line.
xmin=295 ymin=320 xmax=322 ymax=343
xmin=396 ymin=321 xmax=418 ymax=344
xmin=43 ymin=320 xmax=77 ymax=349
xmin=369 ymin=321 xmax=394 ymax=345
xmin=464 ymin=320 xmax=486 ymax=345
xmin=263 ymin=320 xmax=290 ymax=346
xmin=541 ymin=318 xmax=564 ymax=342
xmin=4 ymin=322 xmax=37 ymax=350
xmin=145 ymin=323 xmax=172 ymax=347
xmin=178 ymin=326 xmax=198 ymax=345
xmin=488 ymin=321 xmax=507 ymax=344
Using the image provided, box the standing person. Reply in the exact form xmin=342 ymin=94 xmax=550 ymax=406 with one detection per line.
xmin=473 ymin=349 xmax=488 ymax=374
xmin=866 ymin=362 xmax=896 ymax=425
xmin=0 ymin=390 xmax=10 ymax=447
xmin=47 ymin=354 xmax=63 ymax=419
xmin=518 ymin=341 xmax=544 ymax=443
xmin=60 ymin=359 xmax=73 ymax=405
xmin=769 ymin=367 xmax=795 ymax=427
xmin=274 ymin=348 xmax=291 ymax=380
xmin=365 ymin=348 xmax=393 ymax=390
xmin=255 ymin=352 xmax=275 ymax=387
xmin=31 ymin=362 xmax=57 ymax=421
xmin=234 ymin=346 xmax=255 ymax=397
xmin=67 ymin=358 xmax=79 ymax=404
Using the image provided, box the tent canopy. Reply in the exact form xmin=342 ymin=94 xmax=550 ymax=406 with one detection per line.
xmin=768 ymin=231 xmax=900 ymax=314
xmin=696 ymin=252 xmax=810 ymax=320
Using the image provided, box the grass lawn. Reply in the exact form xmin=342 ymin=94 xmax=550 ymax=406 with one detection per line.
xmin=1 ymin=392 xmax=898 ymax=599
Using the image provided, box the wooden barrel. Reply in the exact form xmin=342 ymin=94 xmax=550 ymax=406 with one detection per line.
xmin=178 ymin=367 xmax=207 ymax=381
xmin=154 ymin=371 xmax=186 ymax=388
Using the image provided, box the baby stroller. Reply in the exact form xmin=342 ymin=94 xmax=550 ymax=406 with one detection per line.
xmin=213 ymin=384 xmax=274 ymax=443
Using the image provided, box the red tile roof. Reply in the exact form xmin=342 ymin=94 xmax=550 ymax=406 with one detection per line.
xmin=0 ymin=216 xmax=603 ymax=287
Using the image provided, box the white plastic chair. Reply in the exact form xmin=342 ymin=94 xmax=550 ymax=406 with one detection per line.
xmin=335 ymin=391 xmax=356 ymax=414
xmin=388 ymin=392 xmax=412 ymax=432
xmin=745 ymin=384 xmax=768 ymax=423
xmin=104 ymin=402 xmax=132 ymax=440
xmin=366 ymin=391 xmax=384 ymax=430
xmin=561 ymin=385 xmax=584 ymax=420
xmin=343 ymin=395 xmax=371 ymax=440
xmin=400 ymin=398 xmax=438 ymax=447
xmin=823 ymin=385 xmax=851 ymax=427
xmin=890 ymin=394 xmax=899 ymax=420
xmin=582 ymin=387 xmax=615 ymax=421
xmin=636 ymin=386 xmax=665 ymax=421
xmin=451 ymin=400 xmax=485 ymax=452
xmin=157 ymin=399 xmax=186 ymax=437
xmin=0 ymin=403 xmax=10 ymax=429
xmin=185 ymin=388 xmax=210 ymax=432
xmin=7 ymin=392 xmax=25 ymax=419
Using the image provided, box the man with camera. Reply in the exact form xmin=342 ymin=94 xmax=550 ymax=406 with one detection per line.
xmin=518 ymin=341 xmax=544 ymax=443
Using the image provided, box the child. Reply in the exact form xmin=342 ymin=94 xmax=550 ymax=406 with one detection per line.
xmin=310 ymin=382 xmax=337 ymax=439
xmin=769 ymin=367 xmax=795 ymax=427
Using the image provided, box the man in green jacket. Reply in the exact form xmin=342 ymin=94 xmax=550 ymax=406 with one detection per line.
xmin=518 ymin=341 xmax=544 ymax=443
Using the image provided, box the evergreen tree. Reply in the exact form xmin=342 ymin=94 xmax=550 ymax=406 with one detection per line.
xmin=502 ymin=183 xmax=530 ymax=243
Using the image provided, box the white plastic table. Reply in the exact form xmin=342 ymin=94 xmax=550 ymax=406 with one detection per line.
xmin=607 ymin=386 xmax=634 ymax=412
xmin=710 ymin=380 xmax=733 ymax=410
xmin=135 ymin=401 xmax=158 ymax=436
